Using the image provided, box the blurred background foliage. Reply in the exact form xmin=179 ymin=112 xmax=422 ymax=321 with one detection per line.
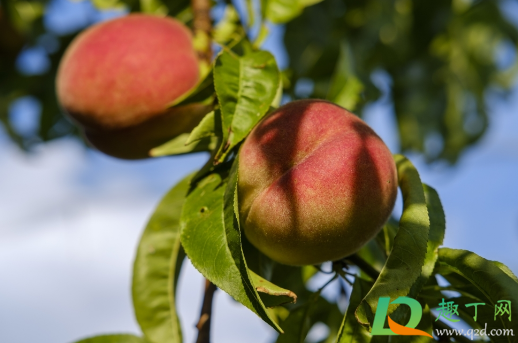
xmin=0 ymin=0 xmax=517 ymax=163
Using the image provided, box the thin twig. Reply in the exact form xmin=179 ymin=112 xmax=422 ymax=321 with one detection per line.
xmin=195 ymin=279 xmax=217 ymax=343
xmin=337 ymin=270 xmax=355 ymax=286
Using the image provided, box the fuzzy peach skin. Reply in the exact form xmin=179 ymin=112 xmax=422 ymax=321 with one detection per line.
xmin=238 ymin=99 xmax=398 ymax=266
xmin=56 ymin=14 xmax=203 ymax=158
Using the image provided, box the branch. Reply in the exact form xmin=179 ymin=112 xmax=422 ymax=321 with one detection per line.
xmin=191 ymin=0 xmax=212 ymax=64
xmin=195 ymin=279 xmax=217 ymax=343
xmin=191 ymin=1 xmax=215 ymax=341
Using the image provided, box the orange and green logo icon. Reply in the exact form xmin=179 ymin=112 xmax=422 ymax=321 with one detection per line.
xmin=371 ymin=297 xmax=433 ymax=338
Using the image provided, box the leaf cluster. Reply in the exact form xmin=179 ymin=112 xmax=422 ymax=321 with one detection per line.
xmin=281 ymin=0 xmax=518 ymax=162
xmin=69 ymin=7 xmax=518 ymax=342
xmin=5 ymin=0 xmax=516 ymax=342
xmin=2 ymin=0 xmax=518 ymax=163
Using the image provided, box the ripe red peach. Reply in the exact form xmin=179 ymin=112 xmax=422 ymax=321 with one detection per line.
xmin=238 ymin=99 xmax=398 ymax=266
xmin=56 ymin=14 xmax=204 ymax=159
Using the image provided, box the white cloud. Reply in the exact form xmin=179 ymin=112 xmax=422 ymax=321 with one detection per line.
xmin=0 ymin=137 xmax=279 ymax=343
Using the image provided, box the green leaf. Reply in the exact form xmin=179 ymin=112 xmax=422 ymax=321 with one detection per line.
xmin=132 ymin=175 xmax=192 ymax=343
xmin=243 ymin=240 xmax=315 ymax=304
xmin=213 ymin=5 xmax=243 ymax=46
xmin=327 ymin=42 xmax=364 ymax=111
xmin=253 ymin=24 xmax=270 ymax=48
xmin=73 ymin=334 xmax=148 ymax=343
xmin=275 ymin=292 xmax=322 ymax=343
xmin=493 ymin=261 xmax=518 ymax=284
xmin=249 ymin=269 xmax=297 ymax=307
xmin=170 ymin=69 xmax=215 ymax=108
xmin=356 ymin=155 xmax=430 ymax=328
xmin=376 ymin=217 xmax=399 ymax=258
xmin=263 ymin=0 xmax=324 ymax=24
xmin=213 ymin=49 xmax=280 ymax=163
xmin=415 ymin=184 xmax=446 ymax=288
xmin=302 ymin=265 xmax=319 ymax=284
xmin=180 ymin=159 xmax=283 ymax=332
xmin=436 ymin=248 xmax=518 ymax=342
xmin=336 ymin=277 xmax=373 ymax=343
xmin=355 ymin=240 xmax=387 ymax=277
xmin=438 ymin=272 xmax=489 ymax=304
xmin=245 ymin=0 xmax=255 ymax=26
xmin=273 ymin=275 xmax=339 ymax=343
xmin=185 ymin=111 xmax=219 ymax=145
xmin=91 ymin=0 xmax=126 ymax=10
xmin=149 ymin=133 xmax=217 ymax=157
xmin=391 ymin=184 xmax=446 ymax=323
xmin=140 ymin=0 xmax=167 ymax=15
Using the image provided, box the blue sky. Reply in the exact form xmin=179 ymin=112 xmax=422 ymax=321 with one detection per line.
xmin=1 ymin=1 xmax=518 ymax=342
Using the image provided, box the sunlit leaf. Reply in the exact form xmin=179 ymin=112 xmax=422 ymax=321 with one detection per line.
xmin=140 ymin=0 xmax=167 ymax=15
xmin=356 ymin=155 xmax=430 ymax=328
xmin=391 ymin=184 xmax=446 ymax=324
xmin=91 ymin=0 xmax=126 ymax=10
xmin=416 ymin=184 xmax=446 ymax=288
xmin=213 ymin=5 xmax=243 ymax=46
xmin=149 ymin=133 xmax=217 ymax=157
xmin=375 ymin=217 xmax=398 ymax=258
xmin=249 ymin=269 xmax=297 ymax=307
xmin=170 ymin=70 xmax=215 ymax=108
xmin=436 ymin=248 xmax=518 ymax=342
xmin=132 ymin=175 xmax=192 ymax=343
xmin=243 ymin=239 xmax=316 ymax=306
xmin=73 ymin=334 xmax=148 ymax=343
xmin=180 ymin=159 xmax=283 ymax=332
xmin=213 ymin=49 xmax=280 ymax=163
xmin=263 ymin=0 xmax=323 ymax=24
xmin=493 ymin=261 xmax=518 ymax=285
xmin=185 ymin=110 xmax=220 ymax=145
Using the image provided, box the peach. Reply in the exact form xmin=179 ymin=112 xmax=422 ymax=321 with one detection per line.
xmin=56 ymin=14 xmax=203 ymax=159
xmin=238 ymin=99 xmax=398 ymax=266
